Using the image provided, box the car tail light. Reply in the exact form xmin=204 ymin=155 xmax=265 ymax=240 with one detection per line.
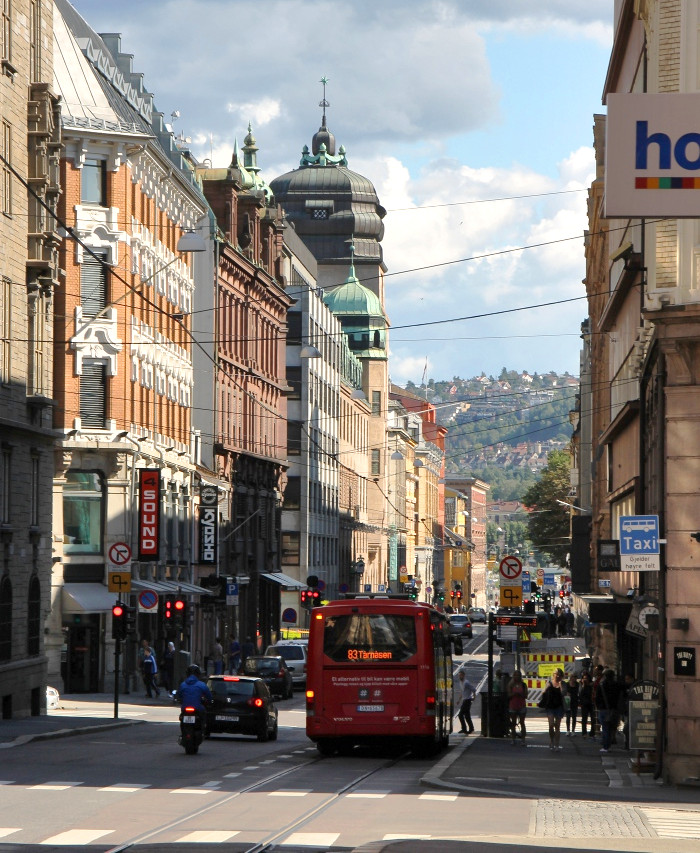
xmin=247 ymin=697 xmax=264 ymax=708
xmin=183 ymin=706 xmax=196 ymax=714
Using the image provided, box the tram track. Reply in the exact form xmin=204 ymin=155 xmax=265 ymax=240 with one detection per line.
xmin=101 ymin=748 xmax=410 ymax=853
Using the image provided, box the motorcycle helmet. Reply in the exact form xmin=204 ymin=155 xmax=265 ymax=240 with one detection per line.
xmin=186 ymin=664 xmax=201 ymax=678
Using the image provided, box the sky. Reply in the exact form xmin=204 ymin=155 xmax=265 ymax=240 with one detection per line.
xmin=67 ymin=0 xmax=613 ymax=386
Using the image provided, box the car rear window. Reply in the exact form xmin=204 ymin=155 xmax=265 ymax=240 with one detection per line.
xmin=268 ymin=646 xmax=304 ymax=661
xmin=323 ymin=613 xmax=417 ymax=663
xmin=209 ymin=679 xmax=254 ymax=698
xmin=243 ymin=659 xmax=279 ymax=674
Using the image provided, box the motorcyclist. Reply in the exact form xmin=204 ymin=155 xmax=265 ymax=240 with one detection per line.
xmin=176 ymin=664 xmax=212 ymax=717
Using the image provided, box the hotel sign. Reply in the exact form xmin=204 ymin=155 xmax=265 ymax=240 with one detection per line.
xmin=138 ymin=469 xmax=161 ymax=561
xmin=606 ymin=93 xmax=700 ymax=217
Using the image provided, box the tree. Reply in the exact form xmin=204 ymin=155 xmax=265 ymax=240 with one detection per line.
xmin=522 ymin=449 xmax=572 ymax=566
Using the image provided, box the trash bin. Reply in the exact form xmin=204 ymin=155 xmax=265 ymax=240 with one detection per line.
xmin=480 ymin=691 xmax=508 ymax=738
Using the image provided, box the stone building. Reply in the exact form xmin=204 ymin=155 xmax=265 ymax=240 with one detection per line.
xmin=576 ymin=0 xmax=700 ymax=784
xmin=0 ymin=0 xmax=60 ymax=717
xmin=50 ymin=0 xmax=209 ymax=693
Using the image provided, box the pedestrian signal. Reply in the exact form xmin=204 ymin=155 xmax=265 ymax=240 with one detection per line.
xmin=164 ymin=596 xmax=174 ymax=620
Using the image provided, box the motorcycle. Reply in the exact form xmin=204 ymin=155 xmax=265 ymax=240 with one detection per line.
xmin=178 ymin=704 xmax=205 ymax=754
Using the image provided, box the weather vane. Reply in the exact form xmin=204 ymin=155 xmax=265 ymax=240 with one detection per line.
xmin=319 ymin=76 xmax=330 ymax=124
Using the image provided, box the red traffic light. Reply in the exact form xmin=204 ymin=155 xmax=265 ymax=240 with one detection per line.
xmin=112 ymin=604 xmax=124 ymax=618
xmin=174 ymin=599 xmax=185 ymax=612
xmin=301 ymin=590 xmax=308 ymax=604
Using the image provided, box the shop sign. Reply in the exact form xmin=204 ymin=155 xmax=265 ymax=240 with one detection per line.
xmin=138 ymin=469 xmax=161 ymax=561
xmin=199 ymin=505 xmax=217 ymax=564
xmin=674 ymin=646 xmax=696 ymax=677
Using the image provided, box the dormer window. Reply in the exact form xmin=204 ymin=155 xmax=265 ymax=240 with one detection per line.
xmin=305 ymin=199 xmax=333 ymax=220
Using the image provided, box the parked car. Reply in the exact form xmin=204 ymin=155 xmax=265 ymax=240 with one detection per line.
xmin=467 ymin=607 xmax=487 ymax=623
xmin=204 ymin=675 xmax=278 ymax=742
xmin=448 ymin=613 xmax=473 ymax=638
xmin=264 ymin=641 xmax=308 ymax=686
xmin=240 ymin=655 xmax=294 ymax=699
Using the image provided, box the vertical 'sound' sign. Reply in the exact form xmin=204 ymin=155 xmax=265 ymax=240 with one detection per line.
xmin=138 ymin=468 xmax=161 ymax=561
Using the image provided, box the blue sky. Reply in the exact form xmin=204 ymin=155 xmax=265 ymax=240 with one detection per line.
xmin=66 ymin=0 xmax=612 ymax=385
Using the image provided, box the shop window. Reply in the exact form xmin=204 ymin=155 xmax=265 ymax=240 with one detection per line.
xmin=63 ymin=471 xmax=104 ymax=554
xmin=27 ymin=576 xmax=40 ymax=656
xmin=0 ymin=574 xmax=11 ymax=661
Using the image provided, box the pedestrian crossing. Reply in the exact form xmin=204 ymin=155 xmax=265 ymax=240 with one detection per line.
xmin=641 ymin=807 xmax=700 ymax=839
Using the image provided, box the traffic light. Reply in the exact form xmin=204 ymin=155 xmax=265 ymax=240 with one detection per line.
xmin=559 ymin=589 xmax=566 ymax=599
xmin=456 ymin=585 xmax=462 ymax=600
xmin=409 ymin=586 xmax=418 ymax=600
xmin=125 ymin=604 xmax=137 ymax=636
xmin=309 ymin=589 xmax=321 ymax=607
xmin=164 ymin=596 xmax=174 ymax=620
xmin=543 ymin=593 xmax=552 ymax=613
xmin=301 ymin=589 xmax=309 ymax=606
xmin=523 ymin=599 xmax=536 ymax=614
xmin=450 ymin=590 xmax=455 ymax=600
xmin=173 ymin=597 xmax=187 ymax=623
xmin=112 ymin=602 xmax=127 ymax=640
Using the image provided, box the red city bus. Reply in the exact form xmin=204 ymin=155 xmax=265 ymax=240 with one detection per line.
xmin=305 ymin=596 xmax=453 ymax=756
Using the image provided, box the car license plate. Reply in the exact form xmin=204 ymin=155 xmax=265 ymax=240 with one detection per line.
xmin=216 ymin=715 xmax=238 ymax=721
xmin=182 ymin=715 xmax=196 ymax=724
xmin=357 ymin=704 xmax=384 ymax=712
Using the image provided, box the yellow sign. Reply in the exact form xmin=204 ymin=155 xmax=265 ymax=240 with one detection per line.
xmin=108 ymin=572 xmax=132 ymax=593
xmin=499 ymin=585 xmax=523 ymax=607
xmin=539 ymin=663 xmax=560 ymax=677
xmin=399 ymin=573 xmax=409 ymax=584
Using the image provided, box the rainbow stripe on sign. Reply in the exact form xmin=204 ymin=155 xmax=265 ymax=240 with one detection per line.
xmin=636 ymin=176 xmax=700 ymax=189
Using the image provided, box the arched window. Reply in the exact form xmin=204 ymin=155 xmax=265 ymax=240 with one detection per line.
xmin=27 ymin=576 xmax=40 ymax=656
xmin=0 ymin=575 xmax=12 ymax=661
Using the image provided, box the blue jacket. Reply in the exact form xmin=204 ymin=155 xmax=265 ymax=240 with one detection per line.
xmin=177 ymin=675 xmax=212 ymax=712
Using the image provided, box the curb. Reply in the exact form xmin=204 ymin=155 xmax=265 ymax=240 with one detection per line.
xmin=0 ymin=718 xmax=144 ymax=749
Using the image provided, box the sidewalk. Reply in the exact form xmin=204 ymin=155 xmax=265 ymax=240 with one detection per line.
xmin=0 ymin=693 xmax=163 ymax=748
xmin=423 ymin=711 xmax=699 ymax=803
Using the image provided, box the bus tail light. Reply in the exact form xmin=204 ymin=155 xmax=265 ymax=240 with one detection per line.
xmin=305 ymin=689 xmax=315 ymax=715
xmin=425 ymin=692 xmax=436 ymax=716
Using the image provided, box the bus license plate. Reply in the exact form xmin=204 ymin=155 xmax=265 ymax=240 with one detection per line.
xmin=216 ymin=715 xmax=238 ymax=721
xmin=357 ymin=704 xmax=384 ymax=712
xmin=182 ymin=715 xmax=196 ymax=724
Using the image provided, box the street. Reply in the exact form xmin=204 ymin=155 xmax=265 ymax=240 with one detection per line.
xmin=1 ymin=626 xmax=698 ymax=853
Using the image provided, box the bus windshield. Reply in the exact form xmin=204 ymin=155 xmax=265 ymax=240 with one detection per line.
xmin=323 ymin=613 xmax=417 ymax=663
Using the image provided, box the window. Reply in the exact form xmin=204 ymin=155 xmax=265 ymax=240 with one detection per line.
xmin=27 ymin=576 xmax=40 ymax=656
xmin=80 ymin=361 xmax=107 ymax=427
xmin=323 ymin=613 xmax=417 ymax=663
xmin=311 ymin=209 xmax=328 ymax=220
xmin=287 ymin=421 xmax=301 ymax=456
xmin=281 ymin=532 xmax=300 ymax=567
xmin=286 ymin=366 xmax=301 ymax=400
xmin=371 ymin=449 xmax=380 ymax=477
xmin=81 ymin=158 xmax=106 ymax=205
xmin=1 ymin=0 xmax=11 ymax=64
xmin=2 ymin=120 xmax=11 ymax=216
xmin=80 ymin=251 xmax=107 ymax=317
xmin=1 ymin=276 xmax=10 ymax=384
xmin=0 ymin=445 xmax=10 ymax=524
xmin=283 ymin=476 xmax=301 ymax=510
xmin=63 ymin=471 xmax=104 ymax=554
xmin=371 ymin=390 xmax=381 ymax=417
xmin=29 ymin=0 xmax=40 ymax=81
xmin=30 ymin=452 xmax=39 ymax=527
xmin=0 ymin=574 xmax=11 ymax=662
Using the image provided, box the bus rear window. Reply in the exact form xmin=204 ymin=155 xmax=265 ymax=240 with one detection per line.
xmin=323 ymin=614 xmax=417 ymax=663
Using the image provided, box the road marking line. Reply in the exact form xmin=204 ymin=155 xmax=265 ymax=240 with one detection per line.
xmin=223 ymin=772 xmax=241 ymax=778
xmin=176 ymin=830 xmax=240 ymax=842
xmin=0 ymin=829 xmax=20 ymax=839
xmin=30 ymin=782 xmax=82 ymax=790
xmin=419 ymin=792 xmax=458 ymax=801
xmin=268 ymin=790 xmax=310 ymax=796
xmin=281 ymin=832 xmax=340 ymax=846
xmin=347 ymin=792 xmax=388 ymax=798
xmin=40 ymin=829 xmax=113 ymax=844
xmin=99 ymin=784 xmax=149 ymax=792
xmin=170 ymin=788 xmax=213 ymax=795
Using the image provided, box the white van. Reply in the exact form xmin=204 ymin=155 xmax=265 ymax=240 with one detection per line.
xmin=264 ymin=640 xmax=307 ymax=687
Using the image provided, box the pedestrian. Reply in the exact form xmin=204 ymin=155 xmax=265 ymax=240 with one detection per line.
xmin=579 ymin=672 xmax=595 ymax=737
xmin=595 ymin=669 xmax=620 ymax=753
xmin=455 ymin=669 xmax=476 ymax=734
xmin=493 ymin=668 xmax=504 ymax=694
xmin=211 ymin=637 xmax=224 ymax=675
xmin=591 ymin=664 xmax=605 ymax=738
xmin=142 ymin=646 xmax=160 ymax=698
xmin=241 ymin=636 xmax=255 ymax=664
xmin=228 ymin=634 xmax=242 ymax=674
xmin=565 ymin=607 xmax=575 ymax=636
xmin=556 ymin=607 xmax=567 ymax=637
xmin=539 ymin=668 xmax=565 ymax=750
xmin=564 ymin=673 xmax=579 ymax=736
xmin=161 ymin=641 xmax=175 ymax=692
xmin=507 ymin=670 xmax=528 ymax=745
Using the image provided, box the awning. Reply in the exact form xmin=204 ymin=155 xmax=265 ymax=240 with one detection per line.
xmin=131 ymin=579 xmax=213 ymax=596
xmin=575 ymin=593 xmax=633 ymax=625
xmin=261 ymin=571 xmax=306 ymax=590
xmin=62 ymin=583 xmax=117 ymax=614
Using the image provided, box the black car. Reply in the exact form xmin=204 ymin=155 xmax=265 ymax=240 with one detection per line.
xmin=205 ymin=675 xmax=278 ymax=742
xmin=448 ymin=614 xmax=473 ymax=638
xmin=240 ymin=655 xmax=294 ymax=699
